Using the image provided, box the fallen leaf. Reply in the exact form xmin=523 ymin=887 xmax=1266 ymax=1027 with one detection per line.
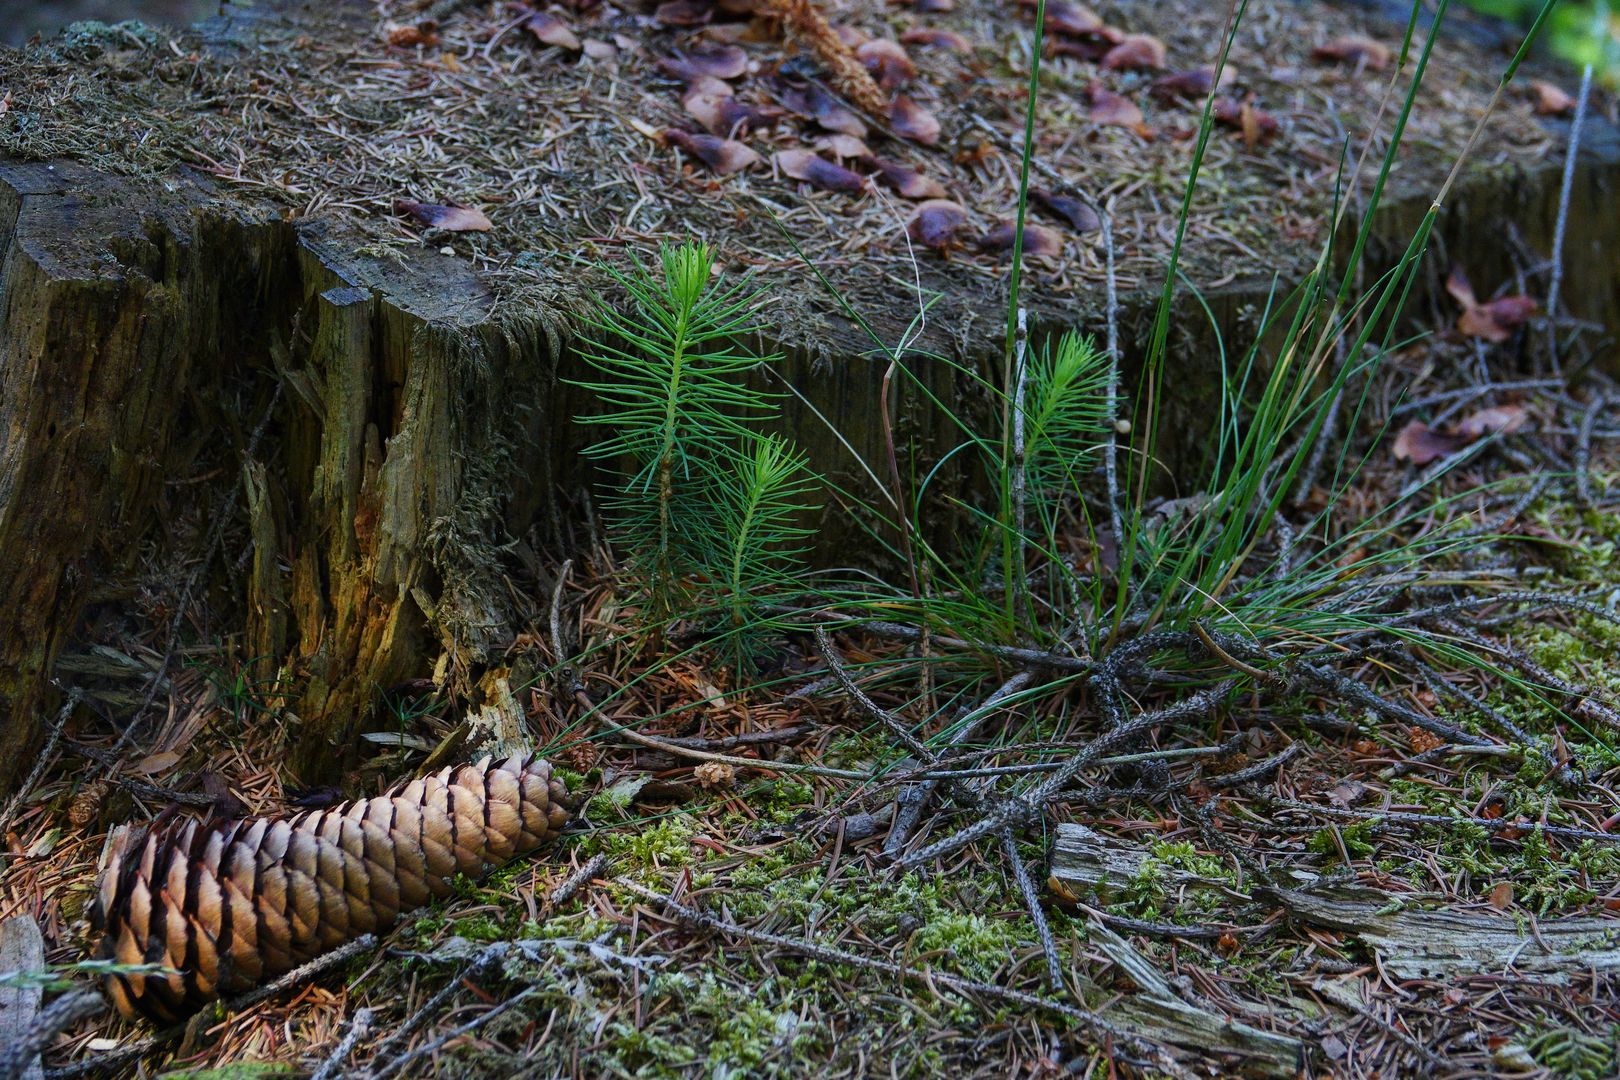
xmin=857 ymin=39 xmax=916 ymax=89
xmin=394 ymin=199 xmax=493 ymax=231
xmin=524 ymin=11 xmax=581 ymax=51
xmin=776 ymin=80 xmax=867 ymax=137
xmin=1326 ymin=779 xmax=1368 ymax=808
xmin=664 ymin=128 xmax=762 ymax=175
xmin=775 ymin=149 xmax=867 ymax=192
xmin=134 ymin=751 xmax=181 ymax=775
xmin=1037 ymin=0 xmax=1106 ymax=36
xmin=1446 ymin=267 xmax=1538 ymax=342
xmin=813 ymin=133 xmax=872 ymax=160
xmin=1392 ymin=405 xmax=1526 ymax=465
xmin=582 ymin=38 xmax=617 ymax=61
xmin=1102 ymin=33 xmax=1167 ymax=72
xmin=658 ymin=44 xmax=749 ymax=81
xmin=979 ymin=221 xmax=1065 ymax=258
xmin=1031 ymin=188 xmax=1100 ymax=232
xmin=1086 ymin=84 xmax=1153 ymax=138
xmin=890 ymin=95 xmax=941 ymax=145
xmin=1313 ymin=35 xmax=1391 ymax=71
xmin=863 ymin=156 xmax=948 ymax=199
xmin=686 ymin=85 xmax=782 ymax=136
xmin=1212 ymin=96 xmax=1279 ymax=146
xmin=835 ymin=25 xmax=869 ymax=48
xmin=1150 ymin=65 xmax=1217 ymax=102
xmin=1050 ymin=36 xmax=1111 ymax=62
xmin=385 ymin=22 xmax=439 ymax=48
xmin=906 ymin=199 xmax=968 ymax=250
xmin=1529 ymin=79 xmax=1574 ymax=115
xmin=1488 ymin=882 xmax=1513 ymax=909
xmin=899 ymin=28 xmax=971 ymax=52
xmin=1455 ymin=404 xmax=1527 ymax=440
xmin=654 ymin=0 xmax=714 ymax=26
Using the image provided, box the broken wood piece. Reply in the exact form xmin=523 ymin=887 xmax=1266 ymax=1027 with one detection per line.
xmin=0 ymin=916 xmax=46 ymax=1080
xmin=1268 ymin=885 xmax=1620 ymax=981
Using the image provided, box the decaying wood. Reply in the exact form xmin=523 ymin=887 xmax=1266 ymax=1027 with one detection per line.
xmin=1089 ymin=923 xmax=1303 ymax=1079
xmin=1267 ymin=884 xmax=1620 ymax=982
xmin=1048 ymin=822 xmax=1318 ymax=902
xmin=90 ymin=754 xmax=570 ymax=1023
xmin=0 ymin=916 xmax=46 ymax=1080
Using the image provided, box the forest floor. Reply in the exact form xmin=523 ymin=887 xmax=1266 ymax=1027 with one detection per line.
xmin=4 ymin=331 xmax=1619 ymax=1079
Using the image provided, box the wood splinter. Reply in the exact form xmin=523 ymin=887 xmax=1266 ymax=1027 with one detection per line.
xmin=89 ymin=754 xmax=571 ymax=1024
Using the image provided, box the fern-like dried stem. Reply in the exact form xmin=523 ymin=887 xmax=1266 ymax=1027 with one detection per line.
xmin=757 ymin=0 xmax=888 ymax=115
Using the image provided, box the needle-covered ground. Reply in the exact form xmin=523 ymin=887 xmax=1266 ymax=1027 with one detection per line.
xmin=0 ymin=0 xmax=1569 ymax=353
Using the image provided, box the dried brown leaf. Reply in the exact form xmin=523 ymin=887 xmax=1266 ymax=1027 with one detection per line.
xmin=1150 ymin=65 xmax=1217 ymax=102
xmin=1392 ymin=405 xmax=1526 ymax=465
xmin=655 ymin=0 xmax=715 ymax=26
xmin=1312 ymin=35 xmax=1391 ymax=70
xmin=813 ymin=133 xmax=872 ymax=160
xmin=777 ymin=80 xmax=868 ymax=138
xmin=664 ymin=128 xmax=762 ymax=175
xmin=658 ymin=44 xmax=750 ymax=81
xmin=1031 ymin=188 xmax=1100 ymax=232
xmin=906 ymin=199 xmax=968 ymax=250
xmin=582 ymin=38 xmax=617 ymax=60
xmin=979 ymin=221 xmax=1065 ymax=258
xmin=899 ymin=28 xmax=971 ymax=52
xmin=1529 ymin=79 xmax=1574 ymax=115
xmin=1086 ymin=84 xmax=1153 ymax=138
xmin=857 ymin=39 xmax=916 ymax=90
xmin=1447 ymin=267 xmax=1537 ymax=342
xmin=393 ymin=198 xmax=493 ymax=231
xmin=890 ymin=95 xmax=941 ymax=145
xmin=863 ymin=156 xmax=949 ymax=199
xmin=524 ymin=11 xmax=581 ymax=51
xmin=1101 ymin=33 xmax=1167 ymax=72
xmin=775 ymin=149 xmax=867 ymax=192
xmin=1035 ymin=0 xmax=1105 ymax=36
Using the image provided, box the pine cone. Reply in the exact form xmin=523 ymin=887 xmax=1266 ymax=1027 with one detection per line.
xmin=90 ymin=754 xmax=570 ymax=1023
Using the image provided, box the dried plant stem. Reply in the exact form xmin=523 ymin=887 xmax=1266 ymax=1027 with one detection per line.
xmin=757 ymin=0 xmax=888 ymax=115
xmin=1546 ymin=62 xmax=1594 ymax=369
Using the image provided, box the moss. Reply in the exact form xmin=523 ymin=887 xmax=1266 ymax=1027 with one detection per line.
xmin=1523 ymin=1024 xmax=1619 ymax=1080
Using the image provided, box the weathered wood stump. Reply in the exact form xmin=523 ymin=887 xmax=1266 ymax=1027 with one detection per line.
xmin=0 ymin=0 xmax=1614 ymax=791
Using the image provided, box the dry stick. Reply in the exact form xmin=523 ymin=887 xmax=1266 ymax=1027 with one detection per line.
xmin=1000 ymin=827 xmax=1062 ymax=988
xmin=885 ymin=669 xmax=1034 ymax=858
xmin=813 ymin=627 xmax=936 ymax=763
xmin=612 ymin=879 xmax=1163 ymax=1062
xmin=542 ymin=853 xmax=609 ymax=913
xmin=1011 ymin=306 xmax=1032 ymax=631
xmin=44 ymin=934 xmax=378 ymax=1080
xmin=0 ymin=689 xmax=81 ymax=840
xmin=1101 ymin=200 xmax=1125 ymax=550
xmin=1204 ymin=741 xmax=1304 ymax=790
xmin=897 ymin=686 xmax=1228 ymax=868
xmin=1545 ymin=61 xmax=1595 ymax=371
xmin=781 ymin=609 xmax=1093 ymax=672
xmin=370 ymin=990 xmax=535 ymax=1080
xmin=1574 ymin=391 xmax=1607 ymax=507
xmin=1254 ymin=795 xmax=1620 ymax=846
xmin=310 ymin=1007 xmax=374 ymax=1080
xmin=0 ymin=991 xmax=106 ymax=1080
xmin=1427 ymin=617 xmax=1620 ymax=730
xmin=548 ymin=558 xmax=575 ymax=688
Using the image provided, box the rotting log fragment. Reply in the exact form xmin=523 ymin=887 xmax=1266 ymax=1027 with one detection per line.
xmin=1266 ymin=884 xmax=1620 ymax=982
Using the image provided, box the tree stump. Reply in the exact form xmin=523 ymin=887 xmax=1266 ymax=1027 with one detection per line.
xmin=0 ymin=1 xmax=1614 ymax=792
